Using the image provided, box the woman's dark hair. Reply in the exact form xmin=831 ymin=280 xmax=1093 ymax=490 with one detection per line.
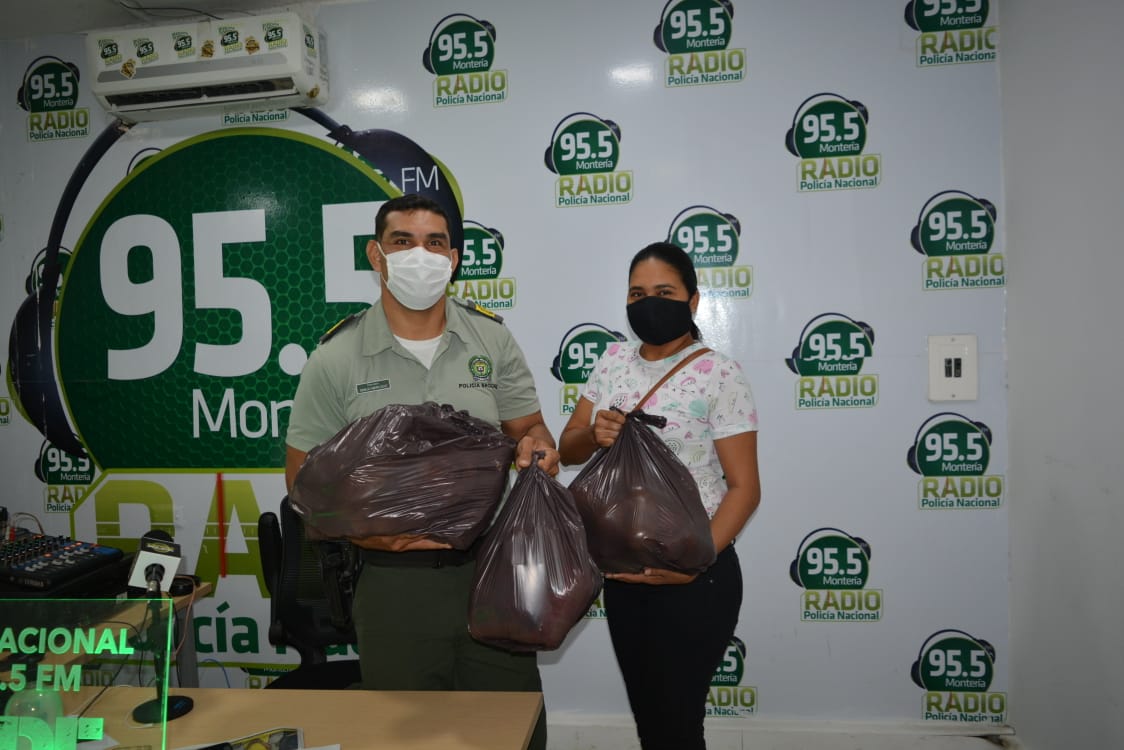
xmin=629 ymin=242 xmax=702 ymax=340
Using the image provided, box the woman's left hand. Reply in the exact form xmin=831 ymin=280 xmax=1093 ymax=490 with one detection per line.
xmin=605 ymin=568 xmax=698 ymax=585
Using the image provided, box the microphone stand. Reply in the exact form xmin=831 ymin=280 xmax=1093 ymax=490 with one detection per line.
xmin=132 ymin=589 xmax=194 ymax=724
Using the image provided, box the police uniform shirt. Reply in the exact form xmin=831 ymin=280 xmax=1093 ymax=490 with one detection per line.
xmin=286 ymin=297 xmax=541 ymax=452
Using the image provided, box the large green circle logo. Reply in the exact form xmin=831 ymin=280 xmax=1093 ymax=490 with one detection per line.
xmin=57 ymin=129 xmax=399 ymax=470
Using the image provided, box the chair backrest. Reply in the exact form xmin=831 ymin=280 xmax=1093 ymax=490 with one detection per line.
xmin=258 ymin=496 xmax=358 ymax=666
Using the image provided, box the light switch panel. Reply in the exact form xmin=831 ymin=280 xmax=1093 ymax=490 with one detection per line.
xmin=928 ymin=334 xmax=978 ymax=401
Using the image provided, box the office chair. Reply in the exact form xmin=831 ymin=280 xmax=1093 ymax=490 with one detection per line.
xmin=258 ymin=496 xmax=362 ymax=689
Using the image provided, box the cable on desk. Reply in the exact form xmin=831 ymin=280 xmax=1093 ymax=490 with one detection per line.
xmin=74 ymin=618 xmax=143 ymax=720
xmin=171 ymin=575 xmax=200 ymax=659
xmin=199 ymin=658 xmax=232 ymax=687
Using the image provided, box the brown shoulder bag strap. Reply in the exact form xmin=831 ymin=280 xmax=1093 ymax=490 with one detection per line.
xmin=631 ymin=347 xmax=711 ymax=413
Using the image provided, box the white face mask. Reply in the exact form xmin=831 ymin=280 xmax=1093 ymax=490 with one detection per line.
xmin=379 ymin=244 xmax=452 ymax=310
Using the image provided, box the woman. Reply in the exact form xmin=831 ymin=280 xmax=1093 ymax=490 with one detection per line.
xmin=559 ymin=242 xmax=760 ymax=750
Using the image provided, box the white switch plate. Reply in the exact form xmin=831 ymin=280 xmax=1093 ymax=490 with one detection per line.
xmin=928 ymin=334 xmax=978 ymax=401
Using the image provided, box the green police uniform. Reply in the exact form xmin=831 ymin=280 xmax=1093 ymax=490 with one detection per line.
xmin=286 ymin=296 xmax=546 ymax=750
xmin=286 ymin=297 xmax=539 ymax=450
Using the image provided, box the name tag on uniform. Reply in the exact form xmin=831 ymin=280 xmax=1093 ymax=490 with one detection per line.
xmin=356 ymin=379 xmax=390 ymax=394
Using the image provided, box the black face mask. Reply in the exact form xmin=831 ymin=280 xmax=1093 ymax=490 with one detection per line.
xmin=627 ymin=296 xmax=694 ymax=345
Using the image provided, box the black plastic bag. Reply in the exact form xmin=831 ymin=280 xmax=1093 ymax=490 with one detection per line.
xmin=569 ymin=409 xmax=717 ymax=574
xmin=469 ymin=454 xmax=603 ymax=651
xmin=290 ymin=402 xmax=515 ymax=549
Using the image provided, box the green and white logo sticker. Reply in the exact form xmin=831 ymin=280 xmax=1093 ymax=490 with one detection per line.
xmin=18 ymin=56 xmax=90 ymax=142
xmin=786 ymin=94 xmax=879 ymax=192
xmin=545 ymin=113 xmax=633 ymax=208
xmin=905 ymin=0 xmax=997 ymax=66
xmin=550 ymin=324 xmax=627 ymax=415
xmin=132 ymin=36 xmax=158 ymax=65
xmin=53 ymin=127 xmax=454 ymax=471
xmin=913 ymin=191 xmax=1004 ymax=290
xmin=666 ymin=205 xmax=751 ymax=300
xmin=173 ymin=31 xmax=195 ymax=58
xmin=37 ymin=435 xmax=95 ymax=515
xmin=912 ymin=629 xmax=1006 ymax=723
xmin=786 ymin=313 xmax=878 ymax=409
xmin=791 ymin=528 xmax=882 ymax=622
xmin=654 ymin=0 xmax=746 ymax=87
xmin=37 ymin=440 xmax=95 ymax=486
xmin=219 ymin=25 xmax=243 ymax=53
xmin=449 ymin=221 xmax=514 ymax=311
xmin=425 ymin=13 xmax=506 ymax=107
xmin=706 ymin=637 xmax=756 ymax=717
xmin=908 ymin=413 xmax=1004 ymax=509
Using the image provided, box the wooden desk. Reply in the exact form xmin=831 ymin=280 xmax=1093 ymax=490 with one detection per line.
xmin=82 ymin=686 xmax=542 ymax=750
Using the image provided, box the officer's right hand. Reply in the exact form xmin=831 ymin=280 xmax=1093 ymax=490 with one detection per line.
xmin=348 ymin=534 xmax=452 ymax=552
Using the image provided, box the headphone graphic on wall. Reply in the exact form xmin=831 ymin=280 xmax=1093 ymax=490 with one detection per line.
xmin=784 ymin=92 xmax=869 ymax=157
xmin=549 ymin=322 xmax=627 ymax=382
xmin=652 ymin=0 xmax=734 ymax=51
xmin=909 ymin=190 xmax=997 ymax=255
xmin=421 ymin=13 xmax=496 ymax=74
xmin=664 ymin=205 xmax=741 ymax=241
xmin=905 ymin=412 xmax=992 ymax=474
xmin=910 ymin=629 xmax=996 ymax=689
xmin=7 ymin=107 xmax=463 ymax=460
xmin=543 ymin=112 xmax=621 ymax=174
xmin=462 ymin=220 xmax=505 ymax=250
xmin=16 ymin=55 xmax=80 ymax=112
xmin=784 ymin=312 xmax=874 ymax=374
xmin=788 ymin=527 xmax=871 ymax=587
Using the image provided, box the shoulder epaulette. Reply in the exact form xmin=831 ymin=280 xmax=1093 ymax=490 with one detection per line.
xmin=453 ymin=297 xmax=504 ymax=324
xmin=318 ymin=310 xmax=364 ymax=344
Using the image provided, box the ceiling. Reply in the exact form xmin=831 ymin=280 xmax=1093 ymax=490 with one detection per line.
xmin=2 ymin=0 xmax=311 ymax=40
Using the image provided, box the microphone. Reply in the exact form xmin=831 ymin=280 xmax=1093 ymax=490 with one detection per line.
xmin=144 ymin=563 xmax=165 ymax=595
xmin=127 ymin=528 xmax=195 ymax=724
xmin=127 ymin=530 xmax=182 ymax=596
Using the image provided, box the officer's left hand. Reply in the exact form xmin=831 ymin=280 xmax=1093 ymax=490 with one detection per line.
xmin=515 ymin=437 xmax=560 ymax=477
xmin=605 ymin=568 xmax=698 ymax=585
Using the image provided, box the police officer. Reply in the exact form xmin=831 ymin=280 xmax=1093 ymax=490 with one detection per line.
xmin=286 ymin=194 xmax=557 ymax=750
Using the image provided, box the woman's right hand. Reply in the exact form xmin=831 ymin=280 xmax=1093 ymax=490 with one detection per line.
xmin=592 ymin=408 xmax=627 ymax=448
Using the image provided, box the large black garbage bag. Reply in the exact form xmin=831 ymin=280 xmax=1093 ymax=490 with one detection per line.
xmin=569 ymin=409 xmax=716 ymax=574
xmin=290 ymin=402 xmax=516 ymax=549
xmin=469 ymin=455 xmax=602 ymax=651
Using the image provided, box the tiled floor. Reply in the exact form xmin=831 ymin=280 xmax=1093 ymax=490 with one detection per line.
xmin=548 ymin=721 xmax=1021 ymax=750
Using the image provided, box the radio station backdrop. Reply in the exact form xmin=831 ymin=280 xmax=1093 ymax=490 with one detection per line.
xmin=0 ymin=0 xmax=1006 ymax=726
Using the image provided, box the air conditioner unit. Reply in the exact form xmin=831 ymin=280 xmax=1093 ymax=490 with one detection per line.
xmin=87 ymin=11 xmax=328 ymax=122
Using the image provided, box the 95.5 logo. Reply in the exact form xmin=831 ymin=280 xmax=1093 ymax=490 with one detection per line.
xmin=786 ymin=313 xmax=878 ymax=410
xmin=912 ymin=190 xmax=1004 ymax=290
xmin=905 ymin=0 xmax=997 ymax=67
xmin=790 ymin=528 xmax=881 ymax=622
xmin=448 ymin=220 xmax=514 ymax=311
xmin=544 ymin=112 xmax=632 ymax=208
xmin=912 ymin=629 xmax=1006 ymax=723
xmin=665 ymin=205 xmax=751 ymax=300
xmin=550 ymin=323 xmax=627 ymax=415
xmin=907 ymin=412 xmax=1004 ymax=509
xmin=423 ymin=13 xmax=506 ymax=107
xmin=785 ymin=93 xmax=879 ymax=192
xmin=706 ymin=636 xmax=756 ymax=717
xmin=654 ymin=0 xmax=745 ymax=88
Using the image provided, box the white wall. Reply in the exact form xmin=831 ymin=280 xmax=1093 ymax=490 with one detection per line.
xmin=1003 ymin=1 xmax=1124 ymax=747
